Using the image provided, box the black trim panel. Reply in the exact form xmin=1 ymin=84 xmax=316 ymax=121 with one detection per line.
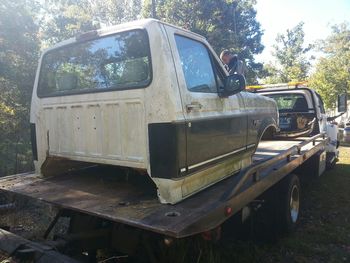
xmin=148 ymin=122 xmax=186 ymax=179
xmin=186 ymin=115 xmax=247 ymax=166
xmin=149 ymin=114 xmax=248 ymax=179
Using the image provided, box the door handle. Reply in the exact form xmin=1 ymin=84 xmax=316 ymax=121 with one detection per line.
xmin=186 ymin=102 xmax=203 ymax=112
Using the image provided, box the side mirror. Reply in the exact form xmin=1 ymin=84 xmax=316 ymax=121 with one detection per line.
xmin=338 ymin=93 xmax=347 ymax=113
xmin=220 ymin=74 xmax=246 ymax=97
xmin=328 ymin=93 xmax=348 ymax=121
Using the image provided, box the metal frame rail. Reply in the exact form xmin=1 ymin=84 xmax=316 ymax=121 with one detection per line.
xmin=221 ymin=133 xmax=327 ymax=201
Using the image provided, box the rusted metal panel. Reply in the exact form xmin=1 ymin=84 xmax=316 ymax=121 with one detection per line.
xmin=0 ymin=137 xmax=327 ymax=238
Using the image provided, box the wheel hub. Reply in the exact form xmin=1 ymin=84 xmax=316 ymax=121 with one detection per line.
xmin=290 ymin=185 xmax=300 ymax=223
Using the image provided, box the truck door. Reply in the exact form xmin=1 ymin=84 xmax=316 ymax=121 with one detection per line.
xmin=165 ymin=27 xmax=247 ymax=172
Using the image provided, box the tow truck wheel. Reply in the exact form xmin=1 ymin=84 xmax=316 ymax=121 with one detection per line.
xmin=275 ymin=174 xmax=301 ymax=233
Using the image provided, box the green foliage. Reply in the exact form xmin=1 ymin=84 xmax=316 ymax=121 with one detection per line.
xmin=309 ymin=23 xmax=350 ymax=109
xmin=40 ymin=0 xmax=98 ymax=46
xmin=92 ymin=0 xmax=142 ymax=26
xmin=263 ymin=22 xmax=312 ymax=84
xmin=0 ymin=0 xmax=40 ymax=175
xmin=40 ymin=0 xmax=142 ymax=46
xmin=143 ymin=0 xmax=264 ymax=84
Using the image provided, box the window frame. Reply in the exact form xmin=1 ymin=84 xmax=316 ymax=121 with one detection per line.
xmin=37 ymin=28 xmax=153 ymax=98
xmin=315 ymin=92 xmax=326 ymax=114
xmin=174 ymin=34 xmax=221 ymax=94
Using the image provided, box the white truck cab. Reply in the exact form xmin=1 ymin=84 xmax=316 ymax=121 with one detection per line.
xmin=255 ymin=83 xmax=346 ymax=168
xmin=30 ymin=19 xmax=278 ymax=204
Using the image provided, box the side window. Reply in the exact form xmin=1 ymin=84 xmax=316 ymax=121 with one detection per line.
xmin=175 ymin=35 xmax=217 ymax=93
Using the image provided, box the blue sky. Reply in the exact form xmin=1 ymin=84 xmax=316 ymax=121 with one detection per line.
xmin=255 ymin=0 xmax=350 ymax=63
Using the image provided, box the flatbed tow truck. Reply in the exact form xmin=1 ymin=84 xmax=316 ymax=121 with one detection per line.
xmin=0 ymin=134 xmax=329 ymax=262
xmin=0 ymin=20 xmax=346 ymax=262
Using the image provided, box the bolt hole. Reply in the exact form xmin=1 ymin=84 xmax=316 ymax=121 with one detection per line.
xmin=165 ymin=211 xmax=180 ymax=217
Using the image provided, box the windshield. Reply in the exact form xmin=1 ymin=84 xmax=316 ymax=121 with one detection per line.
xmin=37 ymin=29 xmax=151 ymax=97
xmin=265 ymin=93 xmax=309 ymax=112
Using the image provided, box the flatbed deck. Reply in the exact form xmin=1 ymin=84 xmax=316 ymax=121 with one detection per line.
xmin=0 ymin=135 xmax=327 ymax=238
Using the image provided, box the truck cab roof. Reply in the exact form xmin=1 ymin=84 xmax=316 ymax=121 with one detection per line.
xmin=44 ymin=19 xmax=205 ymax=53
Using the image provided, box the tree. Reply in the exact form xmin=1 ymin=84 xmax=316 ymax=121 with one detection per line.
xmin=92 ymin=0 xmax=142 ymax=26
xmin=263 ymin=22 xmax=312 ymax=84
xmin=40 ymin=0 xmax=98 ymax=46
xmin=143 ymin=0 xmax=264 ymax=84
xmin=40 ymin=0 xmax=142 ymax=46
xmin=309 ymin=23 xmax=350 ymax=109
xmin=0 ymin=0 xmax=40 ymax=175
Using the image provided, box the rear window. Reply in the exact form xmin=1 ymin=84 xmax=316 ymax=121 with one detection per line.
xmin=37 ymin=29 xmax=152 ymax=97
xmin=265 ymin=93 xmax=309 ymax=112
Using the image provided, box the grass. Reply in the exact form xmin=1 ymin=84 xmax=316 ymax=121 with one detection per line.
xmin=271 ymin=145 xmax=350 ymax=263
xmin=162 ymin=145 xmax=350 ymax=263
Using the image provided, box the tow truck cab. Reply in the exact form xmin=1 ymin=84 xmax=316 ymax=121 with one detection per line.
xmin=254 ymin=83 xmax=346 ymax=168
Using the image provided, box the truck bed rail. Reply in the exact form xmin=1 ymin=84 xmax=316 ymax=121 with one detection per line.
xmin=221 ymin=133 xmax=327 ymax=201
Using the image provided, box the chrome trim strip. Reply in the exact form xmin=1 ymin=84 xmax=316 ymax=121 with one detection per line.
xmin=187 ymin=146 xmax=247 ymax=170
xmin=246 ymin=143 xmax=256 ymax=149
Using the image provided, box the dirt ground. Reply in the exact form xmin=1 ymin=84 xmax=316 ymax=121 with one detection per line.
xmin=0 ymin=145 xmax=349 ymax=263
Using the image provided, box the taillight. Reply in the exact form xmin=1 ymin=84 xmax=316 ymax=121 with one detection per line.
xmin=201 ymin=226 xmax=221 ymax=241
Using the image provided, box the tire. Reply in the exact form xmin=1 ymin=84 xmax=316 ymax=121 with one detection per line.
xmin=248 ymin=174 xmax=301 ymax=240
xmin=274 ymin=174 xmax=301 ymax=233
